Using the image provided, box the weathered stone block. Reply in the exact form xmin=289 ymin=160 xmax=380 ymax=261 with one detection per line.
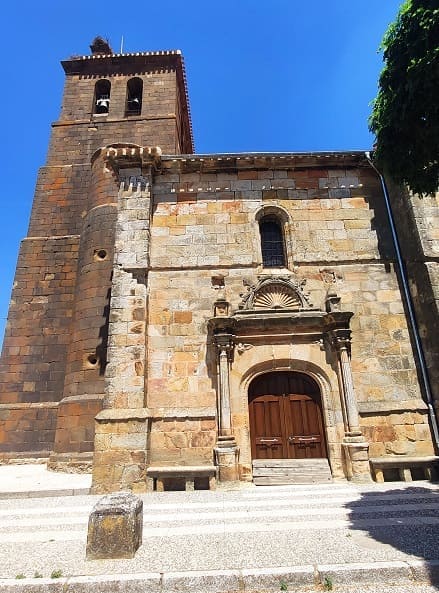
xmin=86 ymin=492 xmax=143 ymax=559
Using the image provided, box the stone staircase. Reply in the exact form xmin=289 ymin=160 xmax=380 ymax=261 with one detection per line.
xmin=1 ymin=479 xmax=439 ymax=590
xmin=252 ymin=458 xmax=333 ymax=485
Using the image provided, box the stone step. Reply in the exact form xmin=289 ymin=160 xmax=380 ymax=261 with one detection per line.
xmin=3 ymin=501 xmax=439 ymax=535
xmin=253 ymin=459 xmax=331 ymax=467
xmin=252 ymin=458 xmax=333 ymax=485
xmin=1 ymin=483 xmax=439 ymax=581
xmin=1 ymin=509 xmax=439 ymax=546
xmin=3 ymin=484 xmax=438 ymax=540
xmin=2 ymin=482 xmax=438 ymax=520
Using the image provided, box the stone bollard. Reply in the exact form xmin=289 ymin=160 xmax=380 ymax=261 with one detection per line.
xmin=86 ymin=492 xmax=143 ymax=559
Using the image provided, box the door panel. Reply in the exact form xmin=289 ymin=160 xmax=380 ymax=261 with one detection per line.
xmin=248 ymin=372 xmax=327 ymax=460
xmin=250 ymin=396 xmax=285 ymax=459
xmin=285 ymin=395 xmax=327 ymax=459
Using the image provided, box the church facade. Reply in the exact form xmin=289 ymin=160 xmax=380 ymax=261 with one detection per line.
xmin=1 ymin=39 xmax=438 ymax=492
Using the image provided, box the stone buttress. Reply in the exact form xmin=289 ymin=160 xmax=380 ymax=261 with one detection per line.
xmin=92 ymin=145 xmax=161 ymax=493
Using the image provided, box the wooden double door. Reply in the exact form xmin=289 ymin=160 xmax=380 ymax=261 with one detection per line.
xmin=248 ymin=372 xmax=327 ymax=460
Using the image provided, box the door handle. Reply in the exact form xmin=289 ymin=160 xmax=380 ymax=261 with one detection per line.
xmin=259 ymin=438 xmax=280 ymax=443
xmin=289 ymin=436 xmax=319 ymax=443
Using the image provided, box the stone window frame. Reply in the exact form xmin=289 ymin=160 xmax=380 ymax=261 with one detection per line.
xmin=255 ymin=205 xmax=293 ymax=270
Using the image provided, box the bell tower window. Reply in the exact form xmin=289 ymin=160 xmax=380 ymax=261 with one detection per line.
xmin=259 ymin=216 xmax=286 ymax=268
xmin=125 ymin=78 xmax=143 ymax=116
xmin=94 ymin=79 xmax=111 ymax=114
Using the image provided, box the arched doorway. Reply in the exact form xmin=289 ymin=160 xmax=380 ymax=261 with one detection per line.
xmin=248 ymin=371 xmax=327 ymax=460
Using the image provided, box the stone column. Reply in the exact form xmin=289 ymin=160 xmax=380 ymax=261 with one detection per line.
xmin=217 ymin=334 xmax=233 ymax=436
xmin=213 ymin=333 xmax=239 ymax=482
xmin=329 ymin=329 xmax=371 ymax=482
xmin=332 ymin=330 xmax=361 ymax=435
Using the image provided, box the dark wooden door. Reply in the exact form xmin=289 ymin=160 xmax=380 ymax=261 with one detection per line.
xmin=248 ymin=372 xmax=327 ymax=460
xmin=249 ymin=394 xmax=286 ymax=459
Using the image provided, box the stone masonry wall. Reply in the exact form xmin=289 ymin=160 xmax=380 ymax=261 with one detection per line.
xmin=0 ymin=236 xmax=78 ymax=454
xmin=0 ymin=54 xmax=190 ymax=459
xmin=60 ymin=70 xmax=178 ymax=124
xmin=48 ymin=149 xmax=121 ymax=467
xmin=386 ymin=182 xmax=439 ymax=415
xmin=144 ymin=156 xmax=434 ymax=471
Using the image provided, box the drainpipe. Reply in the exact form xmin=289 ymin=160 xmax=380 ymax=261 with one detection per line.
xmin=365 ymin=152 xmax=439 ymax=452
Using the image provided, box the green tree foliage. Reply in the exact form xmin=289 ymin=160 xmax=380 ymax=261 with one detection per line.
xmin=369 ymin=0 xmax=439 ymax=195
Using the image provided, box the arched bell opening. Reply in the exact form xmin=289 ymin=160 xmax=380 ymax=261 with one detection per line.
xmin=93 ymin=79 xmax=111 ymax=114
xmin=248 ymin=371 xmax=328 ymax=461
xmin=125 ymin=77 xmax=143 ymax=116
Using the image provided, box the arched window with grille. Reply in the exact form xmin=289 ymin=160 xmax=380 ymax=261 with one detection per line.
xmin=125 ymin=77 xmax=143 ymax=116
xmin=93 ymin=79 xmax=111 ymax=114
xmin=259 ymin=216 xmax=286 ymax=267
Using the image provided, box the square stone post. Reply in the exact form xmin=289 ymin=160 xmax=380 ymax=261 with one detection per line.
xmin=86 ymin=492 xmax=143 ymax=559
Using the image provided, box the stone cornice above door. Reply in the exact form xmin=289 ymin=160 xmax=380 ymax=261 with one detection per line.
xmin=208 ymin=307 xmax=353 ymax=346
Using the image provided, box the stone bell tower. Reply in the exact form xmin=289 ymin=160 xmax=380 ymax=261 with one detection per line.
xmin=0 ymin=38 xmax=193 ymax=466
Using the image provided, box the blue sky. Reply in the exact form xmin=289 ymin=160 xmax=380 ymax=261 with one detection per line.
xmin=1 ymin=0 xmax=401 ymax=347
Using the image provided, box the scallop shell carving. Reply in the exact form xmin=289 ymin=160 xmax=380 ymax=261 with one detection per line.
xmin=253 ymin=283 xmax=302 ymax=310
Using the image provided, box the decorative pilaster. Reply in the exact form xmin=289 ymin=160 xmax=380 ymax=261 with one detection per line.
xmin=212 ymin=332 xmax=239 ymax=482
xmin=215 ymin=333 xmax=233 ymax=436
xmin=329 ymin=328 xmax=370 ymax=482
xmin=330 ymin=330 xmax=360 ymax=436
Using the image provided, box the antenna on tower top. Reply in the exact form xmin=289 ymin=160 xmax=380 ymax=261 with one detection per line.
xmin=120 ymin=35 xmax=124 ymax=53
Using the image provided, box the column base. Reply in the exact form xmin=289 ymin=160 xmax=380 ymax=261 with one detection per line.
xmin=343 ymin=436 xmax=372 ymax=482
xmin=345 ymin=430 xmax=363 ymax=438
xmin=214 ymin=436 xmax=239 ymax=482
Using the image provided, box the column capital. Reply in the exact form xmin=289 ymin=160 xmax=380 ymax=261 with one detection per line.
xmin=213 ymin=332 xmax=235 ymax=359
xmin=327 ymin=328 xmax=352 ymax=353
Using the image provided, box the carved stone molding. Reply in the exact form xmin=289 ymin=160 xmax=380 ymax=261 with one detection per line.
xmin=238 ymin=276 xmax=312 ymax=311
xmin=213 ymin=332 xmax=235 ymax=361
xmin=92 ymin=144 xmax=163 ymax=182
xmin=320 ymin=268 xmax=344 ymax=285
xmin=325 ymin=289 xmax=341 ymax=313
xmin=327 ymin=328 xmax=352 ymax=356
xmin=236 ymin=343 xmax=253 ymax=355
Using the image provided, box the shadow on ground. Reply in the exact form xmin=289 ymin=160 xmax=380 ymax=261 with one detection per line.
xmin=345 ymin=484 xmax=439 ymax=588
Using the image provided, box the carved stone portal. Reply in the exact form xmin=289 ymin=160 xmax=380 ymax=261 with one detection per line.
xmin=209 ymin=292 xmax=371 ymax=483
